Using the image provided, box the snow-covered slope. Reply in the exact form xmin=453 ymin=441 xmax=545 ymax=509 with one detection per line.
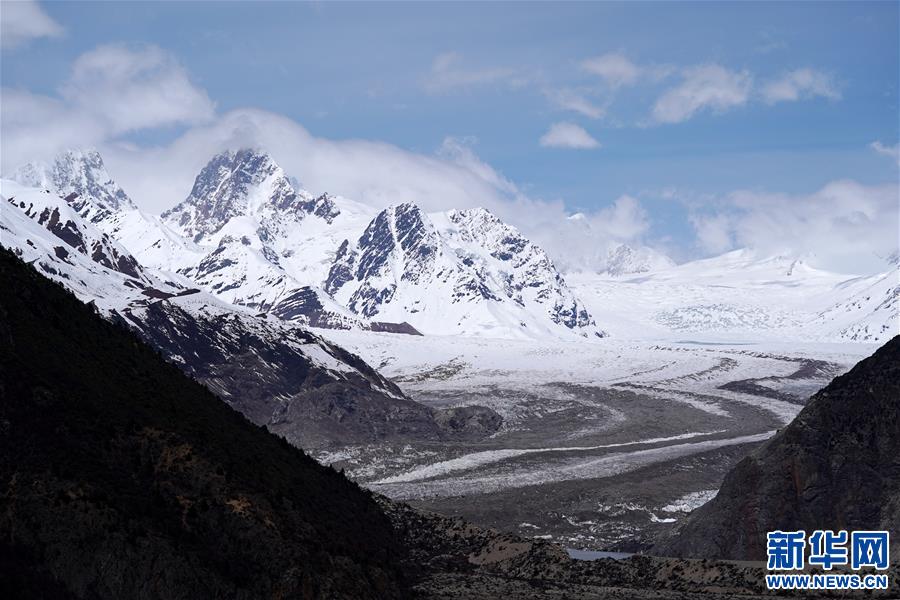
xmin=812 ymin=269 xmax=899 ymax=342
xmin=2 ymin=180 xmax=149 ymax=289
xmin=568 ymin=248 xmax=898 ymax=343
xmin=12 ymin=149 xmax=201 ymax=273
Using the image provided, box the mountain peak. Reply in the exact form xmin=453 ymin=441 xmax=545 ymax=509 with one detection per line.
xmin=12 ymin=148 xmax=136 ymax=222
xmin=162 ymin=148 xmax=340 ymax=242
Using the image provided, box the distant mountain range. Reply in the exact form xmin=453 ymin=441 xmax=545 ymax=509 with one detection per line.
xmin=11 ymin=148 xmax=601 ymax=339
xmin=5 ymin=147 xmax=898 ymax=346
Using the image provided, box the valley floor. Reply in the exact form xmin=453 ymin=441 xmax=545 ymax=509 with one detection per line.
xmin=314 ymin=331 xmax=877 ymax=551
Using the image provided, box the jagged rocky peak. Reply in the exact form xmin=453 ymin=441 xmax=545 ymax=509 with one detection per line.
xmin=361 ymin=203 xmax=438 ymax=279
xmin=447 ymin=207 xmax=598 ymax=332
xmin=447 ymin=207 xmax=531 ymax=263
xmin=162 ymin=148 xmax=340 ymax=242
xmin=327 ymin=203 xmax=437 ymax=293
xmin=323 ymin=201 xmax=602 ymax=337
xmin=327 ymin=202 xmax=440 ymax=317
xmin=12 ymin=148 xmax=136 ymax=222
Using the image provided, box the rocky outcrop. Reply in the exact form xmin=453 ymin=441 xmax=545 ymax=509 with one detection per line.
xmin=113 ymin=296 xmax=442 ymax=449
xmin=5 ymin=184 xmax=146 ymax=281
xmin=377 ymin=496 xmax=860 ymax=599
xmin=655 ymin=336 xmax=900 ymax=560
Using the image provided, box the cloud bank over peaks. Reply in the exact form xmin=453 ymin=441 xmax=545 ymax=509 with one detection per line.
xmin=687 ymin=180 xmax=899 ymax=274
xmin=1 ymin=44 xmax=214 ymax=171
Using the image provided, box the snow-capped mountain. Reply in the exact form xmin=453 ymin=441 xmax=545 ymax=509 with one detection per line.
xmin=11 ymin=149 xmax=200 ymax=272
xmin=153 ymin=149 xmax=398 ymax=329
xmin=0 ymin=177 xmax=440 ymax=447
xmin=13 ymin=149 xmax=136 ymax=224
xmin=324 ymin=203 xmax=599 ymax=337
xmin=152 ymin=148 xmax=601 ymax=338
xmin=162 ymin=148 xmax=341 ymax=243
xmin=9 ymin=148 xmax=895 ymax=344
xmin=2 ymin=180 xmax=147 ymax=287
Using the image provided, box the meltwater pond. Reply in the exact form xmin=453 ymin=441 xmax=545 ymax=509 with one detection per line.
xmin=567 ymin=549 xmax=634 ymax=561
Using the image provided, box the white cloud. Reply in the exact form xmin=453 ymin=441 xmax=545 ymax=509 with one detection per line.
xmin=870 ymin=141 xmax=900 ymax=166
xmin=1 ymin=45 xmax=215 ymax=172
xmin=652 ymin=65 xmax=752 ymax=124
xmin=593 ymin=194 xmax=650 ymax=239
xmin=545 ymin=88 xmax=607 ymax=119
xmin=581 ymin=53 xmax=641 ymax=88
xmin=3 ymin=44 xmax=890 ymax=276
xmin=690 ymin=213 xmax=734 ymax=255
xmin=92 ymin=110 xmax=537 ymax=216
xmin=61 ymin=44 xmax=215 ymax=133
xmin=539 ymin=122 xmax=600 ymax=149
xmin=0 ymin=0 xmax=63 ymax=49
xmin=761 ymin=68 xmax=840 ymax=104
xmin=527 ymin=195 xmax=653 ymax=272
xmin=423 ymin=52 xmax=521 ymax=93
xmin=688 ymin=180 xmax=899 ymax=273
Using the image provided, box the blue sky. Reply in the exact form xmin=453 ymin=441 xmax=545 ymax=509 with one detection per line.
xmin=2 ymin=1 xmax=898 ymax=271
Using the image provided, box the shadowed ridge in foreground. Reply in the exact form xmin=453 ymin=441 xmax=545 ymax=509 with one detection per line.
xmin=654 ymin=335 xmax=900 ymax=560
xmin=0 ymin=247 xmax=407 ymax=599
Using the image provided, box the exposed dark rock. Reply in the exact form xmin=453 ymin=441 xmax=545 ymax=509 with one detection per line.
xmin=270 ymin=287 xmax=423 ymax=335
xmin=369 ymin=321 xmax=423 ymax=335
xmin=113 ymin=299 xmax=442 ymax=449
xmin=162 ymin=149 xmax=334 ymax=241
xmin=378 ymin=496 xmax=864 ymax=599
xmin=324 ymin=239 xmax=357 ymax=296
xmin=432 ymin=405 xmax=503 ymax=438
xmin=655 ymin=336 xmax=900 ymax=561
xmin=6 ymin=191 xmax=145 ymax=281
xmin=297 ymin=192 xmax=341 ymax=223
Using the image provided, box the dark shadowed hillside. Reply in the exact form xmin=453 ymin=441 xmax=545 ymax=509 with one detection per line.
xmin=655 ymin=336 xmax=900 ymax=561
xmin=0 ymin=247 xmax=407 ymax=599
